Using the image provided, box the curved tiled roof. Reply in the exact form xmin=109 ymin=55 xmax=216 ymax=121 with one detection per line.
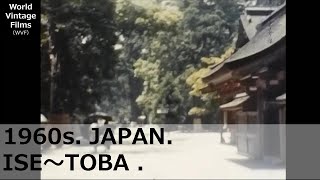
xmin=202 ymin=3 xmax=286 ymax=86
xmin=220 ymin=95 xmax=249 ymax=109
xmin=226 ymin=6 xmax=285 ymax=63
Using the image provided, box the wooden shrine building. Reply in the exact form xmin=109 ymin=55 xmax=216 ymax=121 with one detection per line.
xmin=201 ymin=2 xmax=286 ymax=163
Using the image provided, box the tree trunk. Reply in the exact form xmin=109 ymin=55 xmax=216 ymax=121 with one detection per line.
xmin=46 ymin=15 xmax=57 ymax=113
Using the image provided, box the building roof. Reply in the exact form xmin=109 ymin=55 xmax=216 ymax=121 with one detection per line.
xmin=41 ymin=114 xmax=48 ymax=123
xmin=203 ymin=3 xmax=285 ymax=84
xmin=226 ymin=5 xmax=285 ymax=63
xmin=257 ymin=2 xmax=286 ymax=29
xmin=203 ymin=62 xmax=226 ymax=82
xmin=240 ymin=6 xmax=277 ymax=39
xmin=240 ymin=15 xmax=265 ymax=40
xmin=235 ymin=92 xmax=248 ymax=98
xmin=276 ymin=93 xmax=286 ymax=101
xmin=220 ymin=94 xmax=249 ymax=110
xmin=245 ymin=6 xmax=279 ymax=12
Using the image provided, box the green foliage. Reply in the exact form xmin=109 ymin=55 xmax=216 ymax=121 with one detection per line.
xmin=41 ymin=0 xmax=242 ymax=124
xmin=186 ymin=47 xmax=235 ymax=98
xmin=186 ymin=47 xmax=235 ymax=117
xmin=186 ymin=68 xmax=211 ymax=97
xmin=129 ymin=0 xmax=241 ymax=123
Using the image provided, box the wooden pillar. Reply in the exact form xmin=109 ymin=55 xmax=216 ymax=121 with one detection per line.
xmin=223 ymin=111 xmax=228 ymax=129
xmin=256 ymin=88 xmax=265 ymax=159
xmin=220 ymin=110 xmax=227 ymax=143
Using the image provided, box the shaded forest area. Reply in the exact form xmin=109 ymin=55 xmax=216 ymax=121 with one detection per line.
xmin=40 ymin=0 xmax=284 ymax=124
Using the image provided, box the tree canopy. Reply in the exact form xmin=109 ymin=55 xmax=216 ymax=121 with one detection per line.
xmin=41 ymin=0 xmax=245 ymax=123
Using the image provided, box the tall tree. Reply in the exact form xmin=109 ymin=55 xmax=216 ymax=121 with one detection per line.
xmin=41 ymin=0 xmax=117 ymax=115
